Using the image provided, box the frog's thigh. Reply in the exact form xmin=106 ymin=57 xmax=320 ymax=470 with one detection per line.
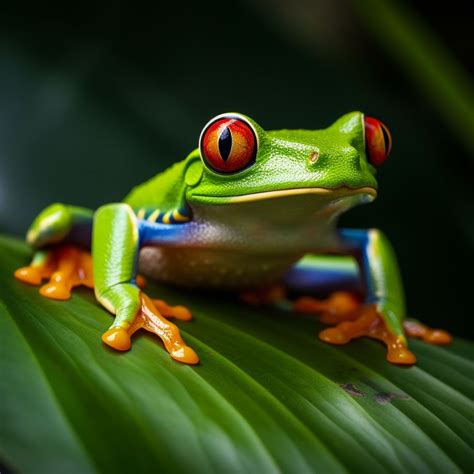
xmin=283 ymin=254 xmax=363 ymax=296
xmin=240 ymin=254 xmax=362 ymax=316
xmin=27 ymin=203 xmax=94 ymax=248
xmin=15 ymin=204 xmax=94 ymax=298
xmin=279 ymin=254 xmax=363 ymax=323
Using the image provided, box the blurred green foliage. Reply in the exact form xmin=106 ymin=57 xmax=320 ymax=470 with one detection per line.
xmin=0 ymin=0 xmax=472 ymax=336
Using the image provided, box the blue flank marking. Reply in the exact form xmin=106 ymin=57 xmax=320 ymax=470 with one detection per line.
xmin=284 ymin=258 xmax=362 ymax=295
xmin=135 ymin=220 xmax=376 ymax=304
xmin=138 ymin=219 xmax=191 ymax=246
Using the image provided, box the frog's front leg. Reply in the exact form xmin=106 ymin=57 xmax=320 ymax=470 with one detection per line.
xmin=284 ymin=229 xmax=451 ymax=364
xmin=93 ymin=203 xmax=198 ymax=364
xmin=325 ymin=229 xmax=412 ymax=355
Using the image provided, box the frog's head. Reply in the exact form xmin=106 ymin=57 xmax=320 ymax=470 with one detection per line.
xmin=185 ymin=112 xmax=392 ymax=218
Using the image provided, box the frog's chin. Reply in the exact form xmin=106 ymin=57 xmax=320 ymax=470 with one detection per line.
xmin=222 ymin=186 xmax=377 ymax=204
xmin=188 ymin=186 xmax=377 ymax=243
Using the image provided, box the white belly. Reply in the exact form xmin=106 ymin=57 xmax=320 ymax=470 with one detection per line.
xmin=138 ymin=246 xmax=300 ymax=289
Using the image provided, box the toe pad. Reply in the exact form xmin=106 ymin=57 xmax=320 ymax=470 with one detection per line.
xmin=102 ymin=328 xmax=131 ymax=351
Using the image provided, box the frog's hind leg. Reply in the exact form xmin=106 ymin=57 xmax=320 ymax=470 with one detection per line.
xmin=240 ymin=282 xmax=363 ymax=325
xmin=25 ymin=203 xmax=93 ymax=248
xmin=15 ymin=245 xmax=94 ymax=300
xmin=15 ymin=203 xmax=95 ymax=300
xmin=240 ymin=255 xmax=364 ymax=318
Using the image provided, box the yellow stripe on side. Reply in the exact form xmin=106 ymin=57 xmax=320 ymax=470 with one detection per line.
xmin=162 ymin=211 xmax=173 ymax=224
xmin=136 ymin=208 xmax=146 ymax=220
xmin=147 ymin=209 xmax=161 ymax=222
xmin=173 ymin=210 xmax=190 ymax=222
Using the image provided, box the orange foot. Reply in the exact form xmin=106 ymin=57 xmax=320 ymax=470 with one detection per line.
xmin=15 ymin=246 xmax=151 ymax=301
xmin=15 ymin=245 xmax=94 ymax=300
xmin=102 ymin=293 xmax=199 ymax=365
xmin=293 ymin=291 xmax=452 ymax=365
xmin=318 ymin=305 xmax=417 ymax=365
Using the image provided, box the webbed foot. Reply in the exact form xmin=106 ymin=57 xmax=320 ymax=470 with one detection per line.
xmin=15 ymin=245 xmax=93 ymax=300
xmin=318 ymin=304 xmax=417 ymax=365
xmin=102 ymin=293 xmax=198 ymax=364
xmin=293 ymin=291 xmax=452 ymax=365
xmin=16 ymin=247 xmax=196 ymax=364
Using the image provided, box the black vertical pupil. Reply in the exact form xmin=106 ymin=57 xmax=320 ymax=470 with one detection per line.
xmin=218 ymin=126 xmax=232 ymax=161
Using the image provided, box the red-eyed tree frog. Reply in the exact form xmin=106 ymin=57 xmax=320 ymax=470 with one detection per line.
xmin=14 ymin=112 xmax=451 ymax=365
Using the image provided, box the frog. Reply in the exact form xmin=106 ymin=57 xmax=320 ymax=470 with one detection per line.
xmin=14 ymin=111 xmax=451 ymax=365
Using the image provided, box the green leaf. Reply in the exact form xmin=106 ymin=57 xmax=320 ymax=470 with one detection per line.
xmin=1 ymin=235 xmax=473 ymax=473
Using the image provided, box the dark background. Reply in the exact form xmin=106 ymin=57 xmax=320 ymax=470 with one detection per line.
xmin=0 ymin=0 xmax=472 ymax=337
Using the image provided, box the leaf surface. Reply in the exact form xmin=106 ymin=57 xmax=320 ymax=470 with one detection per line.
xmin=0 ymin=235 xmax=472 ymax=473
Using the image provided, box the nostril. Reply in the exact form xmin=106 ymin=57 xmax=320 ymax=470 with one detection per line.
xmin=309 ymin=150 xmax=320 ymax=164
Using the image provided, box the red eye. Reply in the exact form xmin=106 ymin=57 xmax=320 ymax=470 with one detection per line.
xmin=200 ymin=115 xmax=257 ymax=173
xmin=364 ymin=116 xmax=392 ymax=167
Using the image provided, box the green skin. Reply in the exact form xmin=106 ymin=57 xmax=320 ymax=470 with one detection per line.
xmin=26 ymin=112 xmax=406 ymax=342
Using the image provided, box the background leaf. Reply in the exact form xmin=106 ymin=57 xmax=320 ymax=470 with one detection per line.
xmin=1 ymin=235 xmax=473 ymax=473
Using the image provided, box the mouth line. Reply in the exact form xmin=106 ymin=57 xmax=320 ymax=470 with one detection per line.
xmin=193 ymin=186 xmax=377 ymax=203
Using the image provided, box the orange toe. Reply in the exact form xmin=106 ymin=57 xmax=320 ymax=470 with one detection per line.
xmin=319 ymin=327 xmax=350 ymax=344
xmin=102 ymin=327 xmax=131 ymax=351
xmin=171 ymin=305 xmax=193 ymax=321
xmin=424 ymin=329 xmax=452 ymax=345
xmin=39 ymin=282 xmax=71 ymax=300
xmin=14 ymin=266 xmax=42 ymax=285
xmin=171 ymin=345 xmax=200 ymax=364
xmin=403 ymin=320 xmax=452 ymax=346
xmin=152 ymin=299 xmax=193 ymax=321
xmin=387 ymin=346 xmax=417 ymax=365
xmin=16 ymin=245 xmax=95 ymax=300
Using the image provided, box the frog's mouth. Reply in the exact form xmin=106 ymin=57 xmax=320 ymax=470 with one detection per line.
xmin=189 ymin=186 xmax=377 ymax=227
xmin=223 ymin=186 xmax=377 ymax=203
